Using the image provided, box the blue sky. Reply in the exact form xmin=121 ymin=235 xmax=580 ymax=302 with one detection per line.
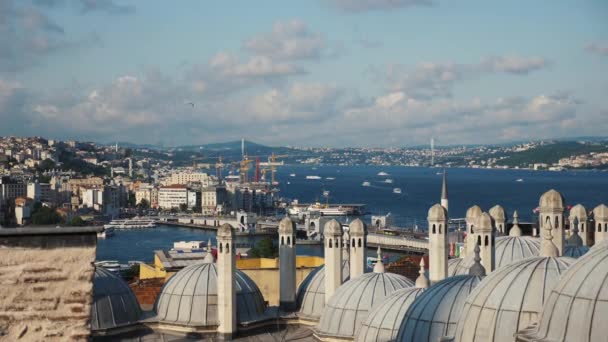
xmin=0 ymin=0 xmax=607 ymax=147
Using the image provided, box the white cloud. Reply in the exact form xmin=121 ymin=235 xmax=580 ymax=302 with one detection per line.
xmin=585 ymin=42 xmax=608 ymax=56
xmin=326 ymin=0 xmax=433 ymax=12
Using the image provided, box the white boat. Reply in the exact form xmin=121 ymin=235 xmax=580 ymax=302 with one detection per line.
xmin=306 ymin=175 xmax=322 ymax=180
xmin=308 ymin=203 xmax=349 ymax=216
xmin=97 ymin=227 xmax=114 ymax=238
xmin=323 ymin=190 xmax=330 ymax=197
xmin=104 ymin=217 xmax=157 ymax=229
xmin=94 ymin=260 xmax=130 ymax=273
xmin=393 ymin=188 xmax=402 ymax=194
xmin=287 ymin=181 xmax=291 ymax=185
xmin=326 ymin=177 xmax=335 ymax=180
xmin=516 ymin=178 xmax=524 ymax=182
xmin=362 ymin=181 xmax=371 ymax=187
xmin=290 ymin=173 xmax=296 ymax=177
xmin=384 ymin=179 xmax=393 ymax=184
xmin=378 ymin=171 xmax=389 ymax=176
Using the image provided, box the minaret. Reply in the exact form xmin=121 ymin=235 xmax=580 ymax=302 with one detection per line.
xmin=324 ymin=219 xmax=343 ymax=303
xmin=539 ymin=190 xmax=565 ymax=255
xmin=415 ymin=258 xmax=429 ymax=289
xmin=278 ymin=217 xmax=296 ymax=311
xmin=593 ymin=204 xmax=608 ymax=244
xmin=477 ymin=212 xmax=495 ymax=273
xmin=428 ymin=203 xmax=448 ymax=284
xmin=217 ymin=223 xmax=236 ymax=339
xmin=468 ymin=243 xmax=486 ymax=277
xmin=489 ymin=205 xmax=506 ymax=235
xmin=464 ymin=205 xmax=482 ymax=257
xmin=569 ymin=204 xmax=588 ymax=246
xmin=509 ymin=211 xmax=522 ymax=237
xmin=349 ymin=219 xmax=367 ymax=279
xmin=441 ymin=169 xmax=448 ymax=212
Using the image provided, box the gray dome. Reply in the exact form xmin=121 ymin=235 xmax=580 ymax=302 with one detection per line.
xmin=356 ymin=287 xmax=425 ymax=342
xmin=395 ymin=275 xmax=483 ymax=342
xmin=91 ymin=267 xmax=141 ymax=331
xmin=453 ymin=256 xmax=574 ymax=342
xmin=296 ymin=261 xmax=350 ymax=321
xmin=449 ymin=236 xmax=540 ymax=276
xmin=154 ymin=262 xmax=266 ymax=327
xmin=564 ymin=245 xmax=589 ymax=258
xmin=316 ymin=272 xmax=414 ymax=339
xmin=517 ymin=243 xmax=608 ymax=342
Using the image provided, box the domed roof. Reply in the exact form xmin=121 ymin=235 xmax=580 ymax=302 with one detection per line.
xmin=539 ymin=189 xmax=565 ymax=209
xmin=297 ymin=261 xmax=350 ymax=321
xmin=428 ymin=204 xmax=447 ymax=221
xmin=452 ymin=256 xmax=574 ymax=342
xmin=324 ymin=219 xmax=343 ymax=236
xmin=448 ymin=236 xmax=540 ymax=276
xmin=91 ymin=267 xmax=142 ymax=331
xmin=395 ymin=275 xmax=483 ymax=342
xmin=278 ymin=217 xmax=295 ymax=234
xmin=593 ymin=204 xmax=608 ymax=220
xmin=569 ymin=203 xmax=587 ymax=219
xmin=356 ymin=287 xmax=425 ymax=342
xmin=349 ymin=218 xmax=367 ymax=236
xmin=466 ymin=205 xmax=483 ymax=219
xmin=154 ymin=262 xmax=266 ymax=327
xmin=516 ymin=244 xmax=608 ymax=342
xmin=489 ymin=205 xmax=506 ymax=221
xmin=217 ymin=223 xmax=234 ymax=238
xmin=316 ymin=272 xmax=414 ymax=339
xmin=477 ymin=212 xmax=493 ymax=232
xmin=563 ymin=245 xmax=589 ymax=258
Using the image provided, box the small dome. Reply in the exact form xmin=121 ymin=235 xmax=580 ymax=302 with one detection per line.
xmin=448 ymin=236 xmax=540 ymax=276
xmin=593 ymin=204 xmax=608 ymax=220
xmin=324 ymin=219 xmax=343 ymax=236
xmin=453 ymin=256 xmax=574 ymax=342
xmin=539 ymin=189 xmax=565 ymax=209
xmin=278 ymin=217 xmax=295 ymax=234
xmin=356 ymin=287 xmax=425 ymax=342
xmin=91 ymin=267 xmax=141 ymax=331
xmin=489 ymin=205 xmax=506 ymax=221
xmin=569 ymin=204 xmax=587 ymax=220
xmin=349 ymin=218 xmax=367 ymax=236
xmin=154 ymin=262 xmax=266 ymax=327
xmin=217 ymin=223 xmax=234 ymax=238
xmin=395 ymin=275 xmax=483 ymax=342
xmin=516 ymin=244 xmax=608 ymax=342
xmin=466 ymin=205 xmax=483 ymax=219
xmin=297 ymin=261 xmax=350 ymax=321
xmin=563 ymin=244 xmax=589 ymax=258
xmin=316 ymin=272 xmax=414 ymax=339
xmin=428 ymin=204 xmax=447 ymax=221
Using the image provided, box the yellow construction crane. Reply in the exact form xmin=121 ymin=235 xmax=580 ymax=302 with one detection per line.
xmin=240 ymin=154 xmax=254 ymax=183
xmin=259 ymin=153 xmax=287 ymax=185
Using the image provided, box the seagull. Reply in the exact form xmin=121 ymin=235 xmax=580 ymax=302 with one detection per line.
xmin=185 ymin=101 xmax=195 ymax=107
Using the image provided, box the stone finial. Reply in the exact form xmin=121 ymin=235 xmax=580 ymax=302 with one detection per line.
xmin=373 ymin=247 xmax=385 ymax=273
xmin=469 ymin=243 xmax=486 ymax=277
xmin=541 ymin=216 xmax=559 ymax=257
xmin=207 ymin=238 xmax=212 ymax=250
xmin=415 ymin=258 xmax=429 ymax=289
xmin=509 ymin=211 xmax=523 ymax=237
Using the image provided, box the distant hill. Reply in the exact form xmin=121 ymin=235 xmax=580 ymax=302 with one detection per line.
xmin=173 ymin=140 xmax=303 ymax=162
xmin=497 ymin=141 xmax=608 ymax=167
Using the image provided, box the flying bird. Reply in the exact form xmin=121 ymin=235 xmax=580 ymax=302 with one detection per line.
xmin=185 ymin=101 xmax=195 ymax=107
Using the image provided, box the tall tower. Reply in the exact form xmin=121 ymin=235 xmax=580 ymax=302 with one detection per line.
xmin=476 ymin=212 xmax=495 ymax=273
xmin=569 ymin=204 xmax=589 ymax=246
xmin=464 ymin=205 xmax=482 ymax=257
xmin=489 ymin=205 xmax=506 ymax=235
xmin=217 ymin=223 xmax=236 ymax=339
xmin=428 ymin=204 xmax=448 ymax=284
xmin=349 ymin=219 xmax=367 ymax=279
xmin=441 ymin=169 xmax=448 ymax=212
xmin=278 ymin=217 xmax=296 ymax=311
xmin=241 ymin=138 xmax=245 ymax=158
xmin=431 ymin=137 xmax=435 ymax=166
xmin=593 ymin=204 xmax=608 ymax=244
xmin=324 ymin=219 xmax=343 ymax=303
xmin=539 ymin=190 xmax=566 ymax=256
xmin=128 ymin=158 xmax=133 ymax=178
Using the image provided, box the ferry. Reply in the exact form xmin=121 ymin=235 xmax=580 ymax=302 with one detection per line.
xmin=377 ymin=171 xmax=389 ymax=176
xmin=290 ymin=173 xmax=296 ymax=177
xmin=306 ymin=175 xmax=322 ymax=180
xmin=308 ymin=202 xmax=349 ymax=216
xmin=362 ymin=181 xmax=371 ymax=187
xmin=104 ymin=217 xmax=157 ymax=229
xmin=393 ymin=188 xmax=402 ymax=194
xmin=384 ymin=179 xmax=394 ymax=184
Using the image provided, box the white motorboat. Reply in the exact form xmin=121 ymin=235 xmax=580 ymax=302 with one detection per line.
xmin=326 ymin=177 xmax=335 ymax=180
xmin=516 ymin=178 xmax=524 ymax=182
xmin=384 ymin=179 xmax=394 ymax=184
xmin=393 ymin=188 xmax=402 ymax=194
xmin=306 ymin=175 xmax=322 ymax=180
xmin=377 ymin=171 xmax=389 ymax=176
xmin=362 ymin=181 xmax=371 ymax=187
xmin=290 ymin=173 xmax=296 ymax=177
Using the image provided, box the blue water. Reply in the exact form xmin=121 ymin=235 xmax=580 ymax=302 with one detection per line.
xmin=97 ymin=166 xmax=608 ymax=263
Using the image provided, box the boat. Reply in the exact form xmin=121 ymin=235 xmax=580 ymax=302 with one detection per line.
xmin=362 ymin=181 xmax=371 ymax=187
xmin=104 ymin=217 xmax=157 ymax=229
xmin=436 ymin=172 xmax=443 ymax=175
xmin=290 ymin=173 xmax=296 ymax=177
xmin=393 ymin=188 xmax=402 ymax=194
xmin=326 ymin=177 xmax=335 ymax=180
xmin=97 ymin=227 xmax=114 ymax=238
xmin=307 ymin=202 xmax=349 ymax=216
xmin=377 ymin=171 xmax=389 ymax=176
xmin=384 ymin=179 xmax=393 ymax=184
xmin=516 ymin=178 xmax=524 ymax=182
xmin=306 ymin=175 xmax=322 ymax=180
xmin=323 ymin=190 xmax=330 ymax=197
xmin=287 ymin=181 xmax=291 ymax=185
xmin=94 ymin=260 xmax=131 ymax=273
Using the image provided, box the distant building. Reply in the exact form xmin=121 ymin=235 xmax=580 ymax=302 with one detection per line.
xmin=157 ymin=185 xmax=189 ymax=209
xmin=14 ymin=197 xmax=33 ymax=226
xmin=161 ymin=172 xmax=214 ymax=187
xmin=202 ymin=186 xmax=228 ymax=215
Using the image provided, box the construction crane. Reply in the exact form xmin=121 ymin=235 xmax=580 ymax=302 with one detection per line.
xmin=240 ymin=154 xmax=254 ymax=183
xmin=259 ymin=153 xmax=287 ymax=185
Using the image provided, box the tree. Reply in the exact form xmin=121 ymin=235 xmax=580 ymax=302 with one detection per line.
xmin=37 ymin=158 xmax=56 ymax=171
xmin=179 ymin=203 xmax=188 ymax=212
xmin=248 ymin=238 xmax=278 ymax=258
xmin=137 ymin=198 xmax=150 ymax=210
xmin=68 ymin=216 xmax=85 ymax=226
xmin=32 ymin=207 xmax=62 ymax=225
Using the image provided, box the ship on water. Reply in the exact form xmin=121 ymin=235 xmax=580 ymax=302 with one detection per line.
xmin=104 ymin=217 xmax=157 ymax=229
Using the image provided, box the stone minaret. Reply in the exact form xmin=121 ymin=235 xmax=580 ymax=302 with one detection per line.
xmin=593 ymin=204 xmax=608 ymax=244
xmin=349 ymin=218 xmax=367 ymax=279
xmin=278 ymin=217 xmax=296 ymax=311
xmin=324 ymin=219 xmax=343 ymax=303
xmin=441 ymin=169 xmax=448 ymax=212
xmin=415 ymin=258 xmax=429 ymax=289
xmin=509 ymin=211 xmax=522 ymax=237
xmin=428 ymin=204 xmax=448 ymax=284
xmin=464 ymin=205 xmax=482 ymax=257
xmin=539 ymin=190 xmax=565 ymax=255
xmin=217 ymin=223 xmax=236 ymax=339
xmin=477 ymin=212 xmax=495 ymax=273
xmin=489 ymin=205 xmax=506 ymax=235
xmin=569 ymin=204 xmax=589 ymax=246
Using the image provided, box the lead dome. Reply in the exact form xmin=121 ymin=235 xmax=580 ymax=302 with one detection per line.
xmin=296 ymin=261 xmax=350 ymax=321
xmin=91 ymin=267 xmax=142 ymax=332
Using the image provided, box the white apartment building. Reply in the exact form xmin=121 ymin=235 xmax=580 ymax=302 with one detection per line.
xmin=158 ymin=185 xmax=189 ymax=209
xmin=82 ymin=187 xmax=104 ymax=211
xmin=135 ymin=185 xmax=154 ymax=206
xmin=27 ymin=182 xmax=54 ymax=203
xmin=162 ymin=172 xmax=214 ymax=187
xmin=202 ymin=186 xmax=228 ymax=215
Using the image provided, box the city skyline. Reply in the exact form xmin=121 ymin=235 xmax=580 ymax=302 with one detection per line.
xmin=1 ymin=0 xmax=607 ymax=147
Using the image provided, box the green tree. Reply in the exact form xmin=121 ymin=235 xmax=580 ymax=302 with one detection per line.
xmin=68 ymin=216 xmax=85 ymax=226
xmin=248 ymin=238 xmax=278 ymax=258
xmin=137 ymin=198 xmax=150 ymax=210
xmin=32 ymin=207 xmax=62 ymax=225
xmin=179 ymin=203 xmax=188 ymax=212
xmin=37 ymin=158 xmax=56 ymax=171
